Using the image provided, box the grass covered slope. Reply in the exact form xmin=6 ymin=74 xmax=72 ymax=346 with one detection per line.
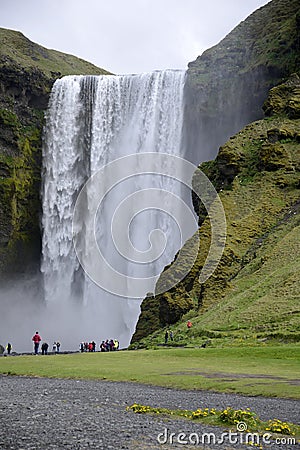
xmin=132 ymin=74 xmax=300 ymax=346
xmin=0 ymin=27 xmax=110 ymax=77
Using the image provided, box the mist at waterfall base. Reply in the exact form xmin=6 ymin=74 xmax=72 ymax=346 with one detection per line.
xmin=0 ymin=276 xmax=98 ymax=353
xmin=10 ymin=69 xmax=197 ymax=353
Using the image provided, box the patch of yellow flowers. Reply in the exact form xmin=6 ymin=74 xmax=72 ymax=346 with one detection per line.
xmin=191 ymin=407 xmax=217 ymax=419
xmin=219 ymin=407 xmax=259 ymax=429
xmin=128 ymin=403 xmax=192 ymax=418
xmin=265 ymin=419 xmax=295 ymax=435
xmin=127 ymin=403 xmax=297 ymax=437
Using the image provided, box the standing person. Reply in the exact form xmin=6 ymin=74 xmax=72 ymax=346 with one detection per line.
xmin=56 ymin=341 xmax=61 ymax=353
xmin=80 ymin=342 xmax=84 ymax=352
xmin=92 ymin=341 xmax=96 ymax=352
xmin=169 ymin=330 xmax=174 ymax=341
xmin=164 ymin=330 xmax=169 ymax=344
xmin=52 ymin=342 xmax=57 ymax=353
xmin=41 ymin=342 xmax=49 ymax=355
xmin=6 ymin=343 xmax=12 ymax=355
xmin=32 ymin=331 xmax=41 ymax=355
xmin=100 ymin=341 xmax=106 ymax=352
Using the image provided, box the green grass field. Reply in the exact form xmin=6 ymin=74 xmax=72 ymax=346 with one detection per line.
xmin=0 ymin=346 xmax=299 ymax=399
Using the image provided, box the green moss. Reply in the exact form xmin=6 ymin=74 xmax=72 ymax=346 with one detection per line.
xmin=0 ymin=114 xmax=42 ymax=271
xmin=263 ymin=74 xmax=300 ymax=118
xmin=0 ymin=108 xmax=20 ymax=129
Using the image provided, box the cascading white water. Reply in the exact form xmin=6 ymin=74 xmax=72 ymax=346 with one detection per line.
xmin=41 ymin=70 xmax=195 ymax=348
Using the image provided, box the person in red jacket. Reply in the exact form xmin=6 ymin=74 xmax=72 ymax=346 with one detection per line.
xmin=32 ymin=331 xmax=41 ymax=355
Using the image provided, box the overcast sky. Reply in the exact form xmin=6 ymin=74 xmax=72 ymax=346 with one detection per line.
xmin=1 ymin=0 xmax=270 ymax=74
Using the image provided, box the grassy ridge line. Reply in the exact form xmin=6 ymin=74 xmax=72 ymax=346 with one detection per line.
xmin=0 ymin=347 xmax=299 ymax=399
xmin=0 ymin=27 xmax=111 ymax=76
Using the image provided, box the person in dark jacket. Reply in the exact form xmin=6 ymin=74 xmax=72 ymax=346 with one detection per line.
xmin=165 ymin=330 xmax=169 ymax=344
xmin=41 ymin=342 xmax=49 ymax=355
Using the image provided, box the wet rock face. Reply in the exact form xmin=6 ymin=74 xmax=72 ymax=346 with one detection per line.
xmin=0 ymin=62 xmax=50 ymax=275
xmin=0 ymin=61 xmax=51 ymax=112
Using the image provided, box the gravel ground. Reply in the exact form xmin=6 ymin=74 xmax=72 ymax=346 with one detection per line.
xmin=0 ymin=375 xmax=299 ymax=450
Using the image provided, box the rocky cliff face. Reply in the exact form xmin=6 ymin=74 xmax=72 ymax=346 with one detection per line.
xmin=0 ymin=28 xmax=109 ymax=276
xmin=131 ymin=74 xmax=300 ymax=346
xmin=183 ymin=0 xmax=300 ymax=164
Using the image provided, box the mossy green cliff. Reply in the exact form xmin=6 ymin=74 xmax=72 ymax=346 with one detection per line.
xmin=183 ymin=0 xmax=300 ymax=163
xmin=131 ymin=74 xmax=300 ymax=346
xmin=131 ymin=0 xmax=300 ymax=346
xmin=0 ymin=28 xmax=109 ymax=275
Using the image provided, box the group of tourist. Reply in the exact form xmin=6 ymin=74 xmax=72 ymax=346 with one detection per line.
xmin=32 ymin=331 xmax=61 ymax=355
xmin=79 ymin=339 xmax=119 ymax=352
xmin=100 ymin=339 xmax=119 ymax=351
xmin=164 ymin=330 xmax=174 ymax=344
xmin=41 ymin=341 xmax=61 ymax=355
xmin=3 ymin=333 xmax=121 ymax=355
xmin=80 ymin=341 xmax=96 ymax=352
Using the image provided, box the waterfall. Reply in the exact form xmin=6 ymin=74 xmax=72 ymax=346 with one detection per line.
xmin=41 ymin=70 xmax=196 ymax=348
